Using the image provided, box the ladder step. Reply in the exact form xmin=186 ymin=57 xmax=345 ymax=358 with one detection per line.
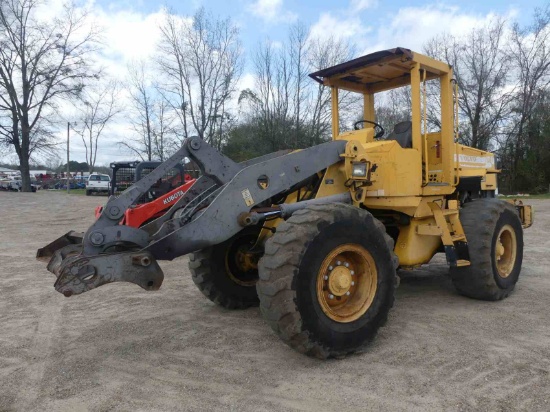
xmin=456 ymin=259 xmax=470 ymax=267
xmin=452 ymin=234 xmax=466 ymax=241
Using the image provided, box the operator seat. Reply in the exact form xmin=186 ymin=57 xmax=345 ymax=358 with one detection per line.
xmin=386 ymin=120 xmax=412 ymax=148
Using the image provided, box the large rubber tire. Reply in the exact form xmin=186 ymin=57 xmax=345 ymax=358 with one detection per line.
xmin=257 ymin=204 xmax=398 ymax=359
xmin=189 ymin=227 xmax=261 ymax=309
xmin=450 ymin=199 xmax=523 ymax=301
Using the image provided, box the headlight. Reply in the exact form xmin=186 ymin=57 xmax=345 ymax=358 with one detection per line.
xmin=352 ymin=161 xmax=368 ymax=178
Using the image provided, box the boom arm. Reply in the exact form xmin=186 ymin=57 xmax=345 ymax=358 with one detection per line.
xmin=40 ymin=137 xmax=347 ymax=297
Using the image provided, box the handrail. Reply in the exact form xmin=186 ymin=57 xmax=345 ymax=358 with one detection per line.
xmin=422 ymin=69 xmax=428 ymax=185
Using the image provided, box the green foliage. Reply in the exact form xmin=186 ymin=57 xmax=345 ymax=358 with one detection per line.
xmin=222 ymin=116 xmax=329 ymax=161
xmin=59 ymin=161 xmax=89 ymax=172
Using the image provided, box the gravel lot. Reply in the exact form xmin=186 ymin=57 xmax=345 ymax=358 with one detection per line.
xmin=0 ymin=191 xmax=549 ymax=411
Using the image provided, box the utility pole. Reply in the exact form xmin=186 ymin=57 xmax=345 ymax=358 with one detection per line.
xmin=67 ymin=122 xmax=70 ymax=194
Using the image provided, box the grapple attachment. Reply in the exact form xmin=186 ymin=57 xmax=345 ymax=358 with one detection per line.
xmin=38 ymin=233 xmax=164 ymax=297
xmin=51 ymin=250 xmax=163 ymax=297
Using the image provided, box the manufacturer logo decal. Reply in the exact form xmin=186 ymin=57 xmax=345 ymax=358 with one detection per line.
xmin=163 ymin=190 xmax=185 ymax=205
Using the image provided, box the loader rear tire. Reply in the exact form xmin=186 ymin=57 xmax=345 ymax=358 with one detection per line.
xmin=189 ymin=227 xmax=262 ymax=309
xmin=450 ymin=199 xmax=523 ymax=301
xmin=257 ymin=203 xmax=398 ymax=359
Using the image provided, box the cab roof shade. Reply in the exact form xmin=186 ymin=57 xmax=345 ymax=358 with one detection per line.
xmin=309 ymin=47 xmax=436 ymax=93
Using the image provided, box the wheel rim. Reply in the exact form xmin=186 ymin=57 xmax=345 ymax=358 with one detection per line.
xmin=495 ymin=224 xmax=517 ymax=278
xmin=225 ymin=232 xmax=260 ymax=287
xmin=316 ymin=244 xmax=378 ymax=323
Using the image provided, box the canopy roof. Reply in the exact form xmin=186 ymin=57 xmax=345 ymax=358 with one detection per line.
xmin=309 ymin=47 xmax=450 ymax=93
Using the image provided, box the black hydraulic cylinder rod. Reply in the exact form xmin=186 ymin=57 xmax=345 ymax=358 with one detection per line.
xmin=239 ymin=192 xmax=352 ymax=226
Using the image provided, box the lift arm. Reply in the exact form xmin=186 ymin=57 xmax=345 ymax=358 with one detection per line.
xmin=39 ymin=137 xmax=347 ymax=297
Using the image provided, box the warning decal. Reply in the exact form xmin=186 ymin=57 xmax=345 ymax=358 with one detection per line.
xmin=241 ymin=188 xmax=255 ymax=206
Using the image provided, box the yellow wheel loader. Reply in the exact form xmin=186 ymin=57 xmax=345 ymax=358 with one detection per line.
xmin=37 ymin=48 xmax=533 ymax=359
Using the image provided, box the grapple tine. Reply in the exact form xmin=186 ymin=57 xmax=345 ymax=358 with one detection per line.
xmin=47 ymin=244 xmax=83 ymax=277
xmin=36 ymin=231 xmax=83 ymax=262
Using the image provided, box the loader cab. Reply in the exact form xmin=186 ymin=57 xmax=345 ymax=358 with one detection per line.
xmin=309 ymin=47 xmax=458 ymax=192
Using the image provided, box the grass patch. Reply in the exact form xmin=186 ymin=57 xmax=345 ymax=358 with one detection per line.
xmin=523 ymin=193 xmax=550 ymax=199
xmin=499 ymin=193 xmax=550 ymax=199
xmin=67 ymin=189 xmax=87 ymax=195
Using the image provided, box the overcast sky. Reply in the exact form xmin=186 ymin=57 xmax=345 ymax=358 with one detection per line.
xmin=3 ymin=0 xmax=547 ymax=167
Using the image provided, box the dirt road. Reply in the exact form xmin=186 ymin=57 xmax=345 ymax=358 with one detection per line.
xmin=0 ymin=191 xmax=548 ymax=411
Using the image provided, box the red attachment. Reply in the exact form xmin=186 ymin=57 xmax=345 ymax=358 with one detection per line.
xmin=93 ymin=178 xmax=196 ymax=228
xmin=94 ymin=205 xmax=103 ymax=220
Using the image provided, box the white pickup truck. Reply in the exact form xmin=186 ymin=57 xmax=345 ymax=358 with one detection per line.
xmin=86 ymin=173 xmax=111 ymax=196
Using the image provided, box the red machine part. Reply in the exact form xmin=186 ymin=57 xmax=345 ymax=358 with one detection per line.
xmin=95 ymin=178 xmax=196 ymax=228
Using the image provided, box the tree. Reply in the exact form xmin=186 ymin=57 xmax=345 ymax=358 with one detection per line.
xmin=157 ymin=7 xmax=243 ymax=149
xmin=502 ymin=5 xmax=550 ymax=191
xmin=306 ymin=35 xmax=357 ymax=141
xmin=59 ymin=160 xmax=88 ymax=172
xmin=229 ymin=29 xmax=356 ymax=160
xmin=120 ymin=60 xmax=176 ymax=161
xmin=374 ymin=88 xmax=411 ymax=135
xmin=74 ymin=80 xmax=121 ymax=173
xmin=424 ymin=18 xmax=511 ymax=150
xmin=0 ymin=0 xmax=100 ymax=191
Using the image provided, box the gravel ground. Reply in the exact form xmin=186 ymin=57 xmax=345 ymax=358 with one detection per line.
xmin=0 ymin=191 xmax=549 ymax=411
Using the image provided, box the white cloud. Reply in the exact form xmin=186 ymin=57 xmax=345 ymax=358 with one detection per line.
xmin=248 ymin=0 xmax=297 ymax=24
xmin=350 ymin=0 xmax=377 ymax=13
xmin=367 ymin=5 xmax=518 ymax=54
xmin=307 ymin=3 xmax=518 ymax=57
xmin=237 ymin=72 xmax=256 ymax=92
xmin=308 ymin=0 xmax=377 ymax=44
xmin=309 ymin=12 xmax=371 ymax=42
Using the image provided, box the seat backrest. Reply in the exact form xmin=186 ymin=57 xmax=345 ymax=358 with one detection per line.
xmin=386 ymin=120 xmax=412 ymax=148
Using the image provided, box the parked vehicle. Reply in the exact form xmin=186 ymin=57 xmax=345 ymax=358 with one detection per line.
xmin=86 ymin=173 xmax=111 ymax=196
xmin=0 ymin=178 xmax=37 ymax=192
xmin=93 ymin=161 xmax=196 ymax=227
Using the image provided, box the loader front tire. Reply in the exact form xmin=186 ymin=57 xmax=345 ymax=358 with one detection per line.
xmin=257 ymin=204 xmax=398 ymax=359
xmin=189 ymin=227 xmax=262 ymax=309
xmin=450 ymin=199 xmax=523 ymax=301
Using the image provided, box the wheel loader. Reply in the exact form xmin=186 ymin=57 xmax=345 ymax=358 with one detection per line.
xmin=37 ymin=47 xmax=533 ymax=359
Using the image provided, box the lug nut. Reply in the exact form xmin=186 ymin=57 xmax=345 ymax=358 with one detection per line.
xmin=344 ymin=262 xmax=349 ymax=267
xmin=328 ymin=294 xmax=334 ymax=299
xmin=346 ymin=291 xmax=351 ymax=296
xmin=336 ymin=260 xmax=341 ymax=265
xmin=324 ymin=276 xmax=328 ymax=280
xmin=351 ymin=281 xmax=355 ymax=286
xmin=328 ymin=266 xmax=333 ymax=271
xmin=350 ymin=270 xmax=355 ymax=275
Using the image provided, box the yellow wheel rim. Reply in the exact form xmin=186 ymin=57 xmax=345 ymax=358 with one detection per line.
xmin=224 ymin=233 xmax=260 ymax=287
xmin=316 ymin=244 xmax=378 ymax=323
xmin=495 ymin=224 xmax=517 ymax=278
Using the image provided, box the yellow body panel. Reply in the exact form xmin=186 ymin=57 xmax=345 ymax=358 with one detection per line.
xmin=362 ymin=141 xmax=422 ymax=198
xmin=395 ymin=218 xmax=442 ymax=267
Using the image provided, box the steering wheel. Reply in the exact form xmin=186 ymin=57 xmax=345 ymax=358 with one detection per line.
xmin=353 ymin=120 xmax=385 ymax=139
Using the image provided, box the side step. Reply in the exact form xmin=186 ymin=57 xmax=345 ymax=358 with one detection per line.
xmin=429 ymin=202 xmax=471 ymax=268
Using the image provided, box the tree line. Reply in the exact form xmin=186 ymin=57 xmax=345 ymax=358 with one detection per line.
xmin=1 ymin=0 xmax=549 ymax=193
